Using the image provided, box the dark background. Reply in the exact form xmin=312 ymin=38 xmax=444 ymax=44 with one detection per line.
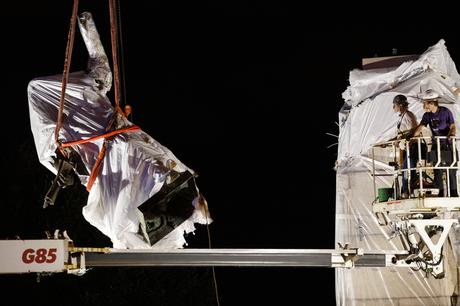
xmin=1 ymin=1 xmax=460 ymax=305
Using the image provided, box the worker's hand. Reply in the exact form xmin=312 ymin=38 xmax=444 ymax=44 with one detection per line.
xmin=399 ymin=139 xmax=407 ymax=151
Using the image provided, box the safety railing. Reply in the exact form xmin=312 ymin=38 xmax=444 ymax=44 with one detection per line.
xmin=371 ymin=136 xmax=460 ymax=201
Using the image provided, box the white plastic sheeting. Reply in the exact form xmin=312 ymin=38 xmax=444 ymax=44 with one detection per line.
xmin=336 ymin=39 xmax=460 ymax=305
xmin=27 ymin=12 xmax=210 ymax=249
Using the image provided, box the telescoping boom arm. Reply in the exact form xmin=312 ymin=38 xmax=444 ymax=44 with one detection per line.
xmin=0 ymin=239 xmax=420 ymax=275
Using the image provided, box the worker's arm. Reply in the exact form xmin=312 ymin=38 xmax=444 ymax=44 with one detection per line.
xmin=412 ymin=124 xmax=424 ymax=137
xmin=446 ymin=109 xmax=456 ymax=139
xmin=448 ymin=123 xmax=456 ymax=138
xmin=413 ymin=112 xmax=430 ymax=138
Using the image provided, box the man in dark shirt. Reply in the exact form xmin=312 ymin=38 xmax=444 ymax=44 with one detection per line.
xmin=413 ymin=92 xmax=457 ymax=197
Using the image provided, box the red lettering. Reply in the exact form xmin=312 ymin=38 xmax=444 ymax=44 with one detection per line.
xmin=46 ymin=248 xmax=57 ymax=263
xmin=35 ymin=248 xmax=47 ymax=263
xmin=21 ymin=248 xmax=59 ymax=264
xmin=22 ymin=249 xmax=35 ymax=264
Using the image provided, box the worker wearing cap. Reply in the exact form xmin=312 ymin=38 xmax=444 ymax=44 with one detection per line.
xmin=393 ymin=94 xmax=418 ymax=198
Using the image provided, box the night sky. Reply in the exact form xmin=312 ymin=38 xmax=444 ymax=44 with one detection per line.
xmin=1 ymin=2 xmax=460 ymax=305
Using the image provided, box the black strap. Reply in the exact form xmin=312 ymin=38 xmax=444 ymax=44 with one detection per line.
xmin=396 ymin=111 xmax=407 ymax=133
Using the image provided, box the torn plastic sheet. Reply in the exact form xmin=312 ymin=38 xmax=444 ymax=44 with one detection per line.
xmin=336 ymin=39 xmax=460 ymax=305
xmin=27 ymin=12 xmax=211 ymax=249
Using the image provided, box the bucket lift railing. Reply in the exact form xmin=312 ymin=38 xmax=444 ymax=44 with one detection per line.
xmin=372 ymin=136 xmax=460 ymax=200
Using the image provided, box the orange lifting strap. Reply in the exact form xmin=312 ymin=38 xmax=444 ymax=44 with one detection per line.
xmin=55 ymin=0 xmax=136 ymax=192
xmin=61 ymin=125 xmax=141 ymax=191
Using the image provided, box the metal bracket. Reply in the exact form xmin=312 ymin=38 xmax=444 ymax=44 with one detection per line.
xmin=331 ymin=243 xmax=364 ymax=268
xmin=407 ymin=219 xmax=457 ymax=277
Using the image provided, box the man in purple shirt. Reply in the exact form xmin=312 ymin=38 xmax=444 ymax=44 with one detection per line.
xmin=413 ymin=93 xmax=457 ymax=197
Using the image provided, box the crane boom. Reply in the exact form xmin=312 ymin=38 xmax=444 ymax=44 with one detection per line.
xmin=0 ymin=239 xmax=419 ymax=275
xmin=86 ymin=248 xmax=387 ymax=267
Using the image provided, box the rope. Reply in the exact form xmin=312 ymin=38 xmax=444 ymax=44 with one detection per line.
xmin=203 ymin=198 xmax=221 ymax=306
xmin=109 ymin=0 xmax=123 ymax=115
xmin=55 ymin=0 xmax=80 ymax=146
xmin=116 ymin=0 xmax=128 ymax=108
